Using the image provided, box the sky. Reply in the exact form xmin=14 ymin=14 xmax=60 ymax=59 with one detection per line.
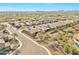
xmin=0 ymin=3 xmax=79 ymax=11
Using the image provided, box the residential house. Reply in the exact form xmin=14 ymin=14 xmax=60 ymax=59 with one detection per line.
xmin=0 ymin=39 xmax=5 ymax=48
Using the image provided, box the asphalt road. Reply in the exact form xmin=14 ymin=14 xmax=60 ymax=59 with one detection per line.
xmin=7 ymin=24 xmax=50 ymax=55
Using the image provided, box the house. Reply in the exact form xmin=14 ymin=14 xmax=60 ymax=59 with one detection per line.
xmin=39 ymin=24 xmax=50 ymax=32
xmin=29 ymin=27 xmax=39 ymax=36
xmin=20 ymin=22 xmax=25 ymax=26
xmin=25 ymin=22 xmax=31 ymax=26
xmin=5 ymin=42 xmax=10 ymax=48
xmin=3 ymin=29 xmax=9 ymax=34
xmin=14 ymin=23 xmax=21 ymax=29
xmin=0 ymin=39 xmax=5 ymax=48
xmin=3 ymin=34 xmax=8 ymax=42
xmin=7 ymin=35 xmax=13 ymax=41
xmin=0 ymin=32 xmax=4 ymax=39
xmin=74 ymin=34 xmax=79 ymax=41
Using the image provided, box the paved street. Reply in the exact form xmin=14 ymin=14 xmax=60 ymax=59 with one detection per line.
xmin=7 ymin=24 xmax=50 ymax=55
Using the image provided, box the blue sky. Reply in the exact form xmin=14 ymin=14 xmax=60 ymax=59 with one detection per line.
xmin=0 ymin=3 xmax=79 ymax=11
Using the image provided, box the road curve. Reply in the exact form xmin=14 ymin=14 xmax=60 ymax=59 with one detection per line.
xmin=7 ymin=23 xmax=51 ymax=55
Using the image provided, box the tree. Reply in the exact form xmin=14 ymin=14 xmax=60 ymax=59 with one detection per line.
xmin=64 ymin=44 xmax=71 ymax=54
xmin=12 ymin=33 xmax=18 ymax=40
xmin=66 ymin=28 xmax=75 ymax=34
xmin=36 ymin=32 xmax=50 ymax=42
xmin=71 ymin=48 xmax=78 ymax=55
xmin=36 ymin=32 xmax=45 ymax=42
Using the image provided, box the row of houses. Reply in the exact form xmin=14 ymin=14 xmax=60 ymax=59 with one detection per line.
xmin=9 ymin=16 xmax=66 ymax=29
xmin=10 ymin=17 xmax=79 ymax=37
xmin=0 ymin=26 xmax=19 ymax=55
xmin=26 ymin=18 xmax=79 ymax=36
xmin=25 ymin=18 xmax=60 ymax=26
xmin=0 ymin=29 xmax=14 ymax=48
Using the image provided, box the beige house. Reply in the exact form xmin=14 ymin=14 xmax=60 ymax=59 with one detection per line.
xmin=5 ymin=42 xmax=10 ymax=48
xmin=74 ymin=34 xmax=79 ymax=41
xmin=0 ymin=39 xmax=5 ymax=48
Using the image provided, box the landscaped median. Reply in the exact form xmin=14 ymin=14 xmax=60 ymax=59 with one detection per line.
xmin=9 ymin=37 xmax=22 ymax=55
xmin=7 ymin=37 xmax=21 ymax=55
